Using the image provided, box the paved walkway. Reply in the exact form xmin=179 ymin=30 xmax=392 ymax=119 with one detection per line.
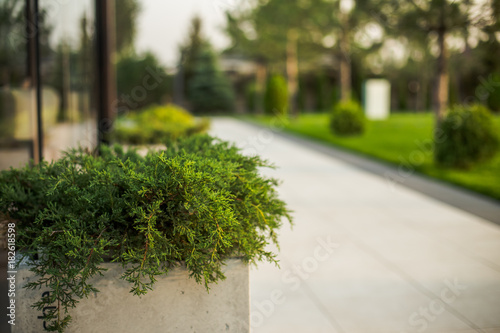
xmin=209 ymin=118 xmax=500 ymax=333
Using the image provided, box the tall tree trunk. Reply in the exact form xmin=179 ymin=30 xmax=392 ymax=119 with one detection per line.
xmin=339 ymin=11 xmax=351 ymax=102
xmin=434 ymin=25 xmax=449 ymax=123
xmin=286 ymin=29 xmax=299 ymax=117
xmin=255 ymin=60 xmax=267 ymax=115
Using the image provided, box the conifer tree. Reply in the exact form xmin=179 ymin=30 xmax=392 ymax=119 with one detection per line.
xmin=188 ymin=46 xmax=235 ymax=113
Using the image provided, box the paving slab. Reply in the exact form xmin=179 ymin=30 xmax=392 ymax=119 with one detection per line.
xmin=209 ymin=117 xmax=500 ymax=333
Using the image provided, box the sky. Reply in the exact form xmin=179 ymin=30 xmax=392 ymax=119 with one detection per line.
xmin=135 ymin=0 xmax=234 ymax=68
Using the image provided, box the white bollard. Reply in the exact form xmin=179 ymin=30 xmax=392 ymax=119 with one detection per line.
xmin=363 ymin=79 xmax=391 ymax=120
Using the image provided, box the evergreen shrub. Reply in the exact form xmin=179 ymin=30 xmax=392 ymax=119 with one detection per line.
xmin=0 ymin=135 xmax=291 ymax=332
xmin=330 ymin=100 xmax=365 ymax=136
xmin=113 ymin=104 xmax=209 ymax=144
xmin=435 ymin=104 xmax=499 ymax=168
xmin=188 ymin=47 xmax=235 ymax=114
xmin=264 ymin=74 xmax=288 ymax=116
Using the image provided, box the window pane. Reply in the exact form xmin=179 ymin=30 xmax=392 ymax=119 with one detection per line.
xmin=0 ymin=0 xmax=35 ymax=170
xmin=39 ymin=0 xmax=97 ymax=161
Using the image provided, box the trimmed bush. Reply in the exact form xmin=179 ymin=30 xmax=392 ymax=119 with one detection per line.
xmin=330 ymin=100 xmax=365 ymax=136
xmin=113 ymin=104 xmax=209 ymax=145
xmin=435 ymin=104 xmax=499 ymax=168
xmin=264 ymin=74 xmax=288 ymax=116
xmin=0 ymin=135 xmax=292 ymax=332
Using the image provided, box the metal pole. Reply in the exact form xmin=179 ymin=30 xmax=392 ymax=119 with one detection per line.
xmin=95 ymin=0 xmax=116 ymax=147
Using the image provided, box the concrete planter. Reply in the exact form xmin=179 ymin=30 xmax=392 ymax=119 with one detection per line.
xmin=14 ymin=259 xmax=249 ymax=333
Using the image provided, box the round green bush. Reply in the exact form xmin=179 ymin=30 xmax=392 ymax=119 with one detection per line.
xmin=330 ymin=100 xmax=365 ymax=136
xmin=113 ymin=104 xmax=209 ymax=145
xmin=264 ymin=74 xmax=288 ymax=116
xmin=435 ymin=104 xmax=499 ymax=168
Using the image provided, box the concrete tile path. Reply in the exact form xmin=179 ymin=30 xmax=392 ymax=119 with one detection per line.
xmin=209 ymin=117 xmax=500 ymax=333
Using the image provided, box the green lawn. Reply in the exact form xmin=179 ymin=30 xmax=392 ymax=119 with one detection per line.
xmin=243 ymin=113 xmax=500 ymax=201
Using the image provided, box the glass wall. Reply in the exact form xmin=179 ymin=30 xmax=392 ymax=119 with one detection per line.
xmin=39 ymin=0 xmax=97 ymax=161
xmin=0 ymin=0 xmax=35 ymax=170
xmin=0 ymin=0 xmax=98 ymax=170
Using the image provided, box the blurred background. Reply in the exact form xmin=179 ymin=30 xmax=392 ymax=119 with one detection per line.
xmin=1 ymin=0 xmax=499 ymax=198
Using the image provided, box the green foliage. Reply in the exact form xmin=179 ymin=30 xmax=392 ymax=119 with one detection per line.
xmin=0 ymin=1 xmax=27 ymax=87
xmin=435 ymin=104 xmax=499 ymax=169
xmin=245 ymin=82 xmax=257 ymax=113
xmin=116 ymin=52 xmax=172 ymax=111
xmin=297 ymin=76 xmax=306 ymax=111
xmin=180 ymin=16 xmax=205 ymax=96
xmin=330 ymin=100 xmax=365 ymax=136
xmin=188 ymin=47 xmax=236 ymax=114
xmin=115 ymin=0 xmax=141 ymax=54
xmin=180 ymin=16 xmax=235 ymax=114
xmin=264 ymin=74 xmax=288 ymax=115
xmin=0 ymin=135 xmax=292 ymax=332
xmin=224 ymin=0 xmax=334 ymax=65
xmin=315 ymin=73 xmax=334 ymax=111
xmin=0 ymin=89 xmax=16 ymax=139
xmin=113 ymin=104 xmax=209 ymax=145
xmin=486 ymin=73 xmax=500 ymax=112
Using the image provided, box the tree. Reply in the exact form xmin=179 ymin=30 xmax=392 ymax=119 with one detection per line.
xmin=225 ymin=0 xmax=326 ymax=116
xmin=188 ymin=46 xmax=235 ymax=114
xmin=179 ymin=16 xmax=235 ymax=113
xmin=0 ymin=0 xmax=24 ymax=87
xmin=116 ymin=52 xmax=171 ymax=111
xmin=372 ymin=0 xmax=497 ymax=122
xmin=310 ymin=0 xmax=384 ymax=103
xmin=177 ymin=16 xmax=206 ymax=106
xmin=224 ymin=11 xmax=268 ymax=114
xmin=249 ymin=0 xmax=302 ymax=115
xmin=0 ymin=0 xmax=52 ymax=87
xmin=224 ymin=0 xmax=381 ymax=113
xmin=115 ymin=0 xmax=141 ymax=54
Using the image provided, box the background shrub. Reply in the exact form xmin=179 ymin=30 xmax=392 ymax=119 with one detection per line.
xmin=188 ymin=47 xmax=235 ymax=114
xmin=264 ymin=74 xmax=288 ymax=116
xmin=330 ymin=100 xmax=365 ymax=136
xmin=113 ymin=104 xmax=209 ymax=144
xmin=0 ymin=135 xmax=291 ymax=332
xmin=435 ymin=104 xmax=499 ymax=168
xmin=116 ymin=52 xmax=172 ymax=111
